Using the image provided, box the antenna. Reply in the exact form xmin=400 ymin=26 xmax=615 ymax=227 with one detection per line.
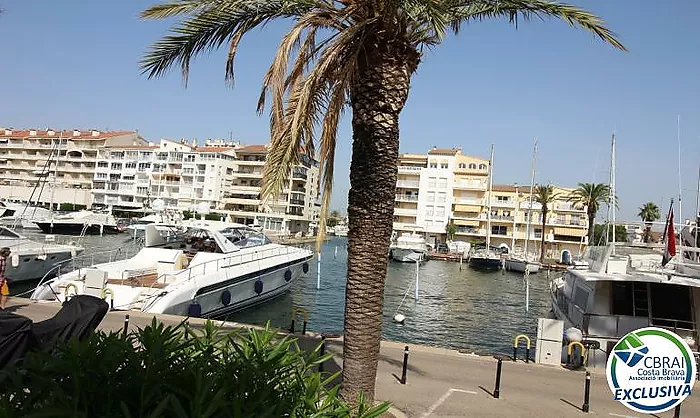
xmin=677 ymin=115 xmax=682 ymax=228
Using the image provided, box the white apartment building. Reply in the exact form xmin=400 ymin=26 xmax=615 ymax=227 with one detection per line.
xmin=94 ymin=139 xmax=321 ymax=236
xmin=394 ymin=147 xmax=589 ymax=258
xmin=0 ymin=128 xmax=146 ymax=208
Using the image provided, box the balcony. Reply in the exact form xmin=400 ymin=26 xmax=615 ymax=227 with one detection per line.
xmin=236 ymin=172 xmax=263 ymax=179
xmin=395 ymin=194 xmax=419 ymax=202
xmin=555 ymin=202 xmax=585 ymax=212
xmin=455 ymin=227 xmax=486 ymax=236
xmin=393 ymin=207 xmax=418 ymax=217
xmin=490 ymin=199 xmax=515 ymax=208
xmin=289 ymin=198 xmax=306 ymax=206
xmin=453 ymin=197 xmax=483 ymax=205
xmin=398 ymin=166 xmax=422 ymax=174
xmin=453 ymin=179 xmax=486 ymax=190
xmin=490 ymin=215 xmax=514 ymax=222
xmin=393 ymin=222 xmax=419 ymax=231
xmin=226 ymin=197 xmax=260 ymax=205
xmin=396 ymin=180 xmax=420 ymax=189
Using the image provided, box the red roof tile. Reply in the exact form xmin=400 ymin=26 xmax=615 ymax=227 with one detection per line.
xmin=427 ymin=147 xmax=460 ymax=156
xmin=0 ymin=129 xmax=137 ymax=140
xmin=196 ymin=147 xmax=236 ymax=152
xmin=237 ymin=145 xmax=268 ymax=153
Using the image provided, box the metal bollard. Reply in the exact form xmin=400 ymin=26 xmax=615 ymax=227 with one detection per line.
xmin=673 ymin=403 xmax=681 ymax=418
xmin=400 ymin=346 xmax=409 ymax=384
xmin=122 ymin=314 xmax=129 ymax=338
xmin=289 ymin=319 xmax=295 ymax=334
xmin=494 ymin=358 xmax=503 ymax=399
xmin=319 ymin=336 xmax=326 ymax=373
xmin=302 ymin=319 xmax=307 ymax=336
xmin=582 ymin=371 xmax=591 ymax=413
xmin=525 ymin=347 xmax=530 ymax=363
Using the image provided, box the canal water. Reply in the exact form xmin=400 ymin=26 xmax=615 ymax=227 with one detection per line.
xmin=12 ymin=233 xmax=553 ymax=356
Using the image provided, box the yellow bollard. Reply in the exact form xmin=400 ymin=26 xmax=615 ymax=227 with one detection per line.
xmin=290 ymin=307 xmax=309 ymax=335
xmin=64 ymin=283 xmax=78 ymax=300
xmin=513 ymin=334 xmax=532 ymax=362
xmin=102 ymin=288 xmax=115 ymax=310
xmin=567 ymin=341 xmax=587 ymax=367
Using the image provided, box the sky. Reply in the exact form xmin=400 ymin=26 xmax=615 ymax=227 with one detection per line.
xmin=1 ymin=1 xmax=699 ymax=223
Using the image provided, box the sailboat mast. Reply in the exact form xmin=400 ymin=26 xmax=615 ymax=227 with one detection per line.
xmin=524 ymin=139 xmax=538 ymax=258
xmin=678 ymin=115 xmax=683 ymax=228
xmin=486 ymin=144 xmax=494 ymax=251
xmin=50 ymin=132 xmax=63 ymax=215
xmin=608 ymin=132 xmax=616 ymax=252
xmin=695 ymin=165 xmax=700 ymax=255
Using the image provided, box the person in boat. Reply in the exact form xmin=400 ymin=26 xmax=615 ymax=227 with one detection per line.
xmin=0 ymin=247 xmax=10 ymax=309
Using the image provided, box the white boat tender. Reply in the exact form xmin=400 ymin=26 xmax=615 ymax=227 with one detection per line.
xmin=390 ymin=232 xmax=429 ymax=262
xmin=550 ymin=243 xmax=700 ymax=369
xmin=0 ymin=226 xmax=84 ymax=283
xmin=30 ymin=222 xmax=313 ymax=317
xmin=504 ymin=255 xmax=541 ymax=274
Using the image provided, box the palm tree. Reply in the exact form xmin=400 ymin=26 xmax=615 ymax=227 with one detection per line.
xmin=140 ymin=0 xmax=624 ymax=403
xmin=445 ymin=219 xmax=457 ymax=241
xmin=568 ymin=182 xmax=611 ymax=244
xmin=533 ymin=184 xmax=560 ymax=263
xmin=638 ymin=202 xmax=661 ymax=243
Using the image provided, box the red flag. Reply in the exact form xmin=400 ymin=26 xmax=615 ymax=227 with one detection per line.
xmin=662 ymin=208 xmax=676 ymax=266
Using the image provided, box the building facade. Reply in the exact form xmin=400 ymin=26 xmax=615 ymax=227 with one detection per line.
xmin=394 ymin=147 xmax=589 ymax=259
xmin=0 ymin=128 xmax=145 ymax=208
xmin=93 ymin=139 xmax=320 ymax=236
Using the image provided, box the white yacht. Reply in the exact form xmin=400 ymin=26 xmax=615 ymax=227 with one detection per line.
xmin=30 ymin=221 xmax=313 ymax=317
xmin=34 ymin=210 xmax=123 ymax=235
xmin=390 ymin=232 xmax=429 ymax=263
xmin=550 ymin=243 xmax=700 ymax=369
xmin=334 ymin=222 xmax=348 ymax=237
xmin=124 ymin=211 xmax=185 ymax=238
xmin=0 ymin=201 xmax=50 ymax=230
xmin=0 ymin=226 xmax=84 ymax=282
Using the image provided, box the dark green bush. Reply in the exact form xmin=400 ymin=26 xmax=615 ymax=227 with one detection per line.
xmin=0 ymin=320 xmax=388 ymax=418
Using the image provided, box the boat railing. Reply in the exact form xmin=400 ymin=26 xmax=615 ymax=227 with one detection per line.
xmin=33 ymin=247 xmax=136 ymax=294
xmin=149 ymin=245 xmax=305 ymax=290
xmin=583 ymin=313 xmax=697 ymax=342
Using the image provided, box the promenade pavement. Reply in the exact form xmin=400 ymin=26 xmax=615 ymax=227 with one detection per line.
xmin=7 ymin=298 xmax=700 ymax=418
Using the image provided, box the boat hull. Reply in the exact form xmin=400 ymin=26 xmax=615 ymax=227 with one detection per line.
xmin=5 ymin=248 xmax=81 ymax=283
xmin=468 ymin=257 xmax=502 ymax=271
xmin=35 ymin=222 xmax=122 ymax=235
xmin=504 ymin=258 xmax=541 ymax=274
xmin=391 ymin=248 xmax=428 ymax=263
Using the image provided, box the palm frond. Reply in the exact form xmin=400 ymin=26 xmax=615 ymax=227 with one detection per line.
xmin=446 ymin=0 xmax=626 ymax=51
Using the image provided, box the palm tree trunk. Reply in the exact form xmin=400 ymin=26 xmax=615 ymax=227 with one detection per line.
xmin=341 ymin=40 xmax=414 ymax=404
xmin=587 ymin=211 xmax=595 ymax=244
xmin=540 ymin=208 xmax=547 ymax=263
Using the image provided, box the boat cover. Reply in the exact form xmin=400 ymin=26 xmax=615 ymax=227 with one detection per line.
xmin=0 ymin=295 xmax=108 ymax=370
xmin=32 ymin=295 xmax=109 ymax=349
xmin=0 ymin=311 xmax=38 ymax=370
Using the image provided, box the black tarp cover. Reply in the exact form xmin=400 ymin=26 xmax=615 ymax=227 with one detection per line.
xmin=0 ymin=310 xmax=39 ymax=370
xmin=32 ymin=295 xmax=109 ymax=349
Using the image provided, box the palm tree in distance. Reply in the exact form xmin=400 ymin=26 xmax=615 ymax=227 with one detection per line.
xmin=638 ymin=202 xmax=661 ymax=243
xmin=534 ymin=184 xmax=560 ymax=263
xmin=568 ymin=182 xmax=612 ymax=244
xmin=140 ymin=0 xmax=625 ymax=403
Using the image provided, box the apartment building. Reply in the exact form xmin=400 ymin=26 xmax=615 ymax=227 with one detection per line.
xmin=394 ymin=147 xmax=589 ymax=258
xmin=94 ymin=139 xmax=320 ymax=236
xmin=0 ymin=128 xmax=145 ymax=207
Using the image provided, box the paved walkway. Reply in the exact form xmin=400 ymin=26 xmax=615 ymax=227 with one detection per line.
xmin=7 ymin=298 xmax=700 ymax=417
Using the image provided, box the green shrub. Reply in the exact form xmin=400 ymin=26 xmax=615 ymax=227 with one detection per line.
xmin=0 ymin=320 xmax=388 ymax=418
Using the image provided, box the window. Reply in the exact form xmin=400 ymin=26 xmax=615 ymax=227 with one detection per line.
xmin=425 ymin=220 xmax=433 ymax=226
xmin=426 ymin=191 xmax=435 ymax=202
xmin=427 ymin=177 xmax=436 ymax=188
xmin=459 ymin=163 xmax=466 ymax=169
xmin=496 ymin=196 xmax=510 ymax=202
xmin=429 ymin=161 xmax=438 ymax=168
xmin=125 ymin=162 xmax=137 ymax=169
xmin=435 ymin=206 xmax=445 ymax=217
xmin=534 ymin=228 xmax=542 ymax=238
xmin=436 ymin=192 xmax=446 ymax=204
xmin=136 ymin=187 xmax=148 ymax=195
xmin=137 ymin=163 xmax=151 ymax=171
xmin=425 ymin=206 xmax=434 ymax=217
xmin=491 ymin=225 xmax=507 ymax=235
xmin=122 ymin=175 xmax=135 ymax=181
xmin=478 ymin=163 xmax=487 ymax=170
xmin=437 ymin=177 xmax=448 ymax=188
xmin=110 ymin=163 xmax=122 ymax=170
xmin=97 ymin=161 xmax=108 ymax=168
xmin=440 ymin=162 xmax=449 ymax=169
xmin=96 ymin=173 xmax=107 ymax=179
xmin=468 ymin=163 xmax=476 ymax=169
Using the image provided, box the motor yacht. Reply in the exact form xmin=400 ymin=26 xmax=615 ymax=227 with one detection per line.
xmin=34 ymin=210 xmax=123 ymax=235
xmin=389 ymin=232 xmax=429 ymax=263
xmin=550 ymin=243 xmax=700 ymax=369
xmin=504 ymin=254 xmax=541 ymax=274
xmin=0 ymin=226 xmax=84 ymax=283
xmin=30 ymin=221 xmax=313 ymax=317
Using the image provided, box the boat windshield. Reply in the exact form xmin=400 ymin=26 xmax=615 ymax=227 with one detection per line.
xmin=220 ymin=227 xmax=271 ymax=248
xmin=0 ymin=227 xmax=21 ymax=239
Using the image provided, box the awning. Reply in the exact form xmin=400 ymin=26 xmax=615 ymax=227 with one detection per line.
xmin=553 ymin=227 xmax=585 ymax=236
xmin=454 ymin=219 xmax=480 ymax=227
xmin=454 ymin=204 xmax=481 ymax=212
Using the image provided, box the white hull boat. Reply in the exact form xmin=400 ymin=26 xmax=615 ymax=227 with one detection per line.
xmin=0 ymin=227 xmax=84 ymax=283
xmin=504 ymin=257 xmax=540 ymax=273
xmin=391 ymin=248 xmax=427 ymax=263
xmin=390 ymin=232 xmax=429 ymax=263
xmin=30 ymin=222 xmax=313 ymax=317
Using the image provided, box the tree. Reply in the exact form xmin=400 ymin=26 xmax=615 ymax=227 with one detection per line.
xmin=592 ymin=223 xmax=628 ymax=245
xmin=445 ymin=220 xmax=457 ymax=241
xmin=568 ymin=182 xmax=612 ymax=244
xmin=140 ymin=0 xmax=624 ymax=403
xmin=638 ymin=202 xmax=661 ymax=243
xmin=533 ymin=184 xmax=560 ymax=262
